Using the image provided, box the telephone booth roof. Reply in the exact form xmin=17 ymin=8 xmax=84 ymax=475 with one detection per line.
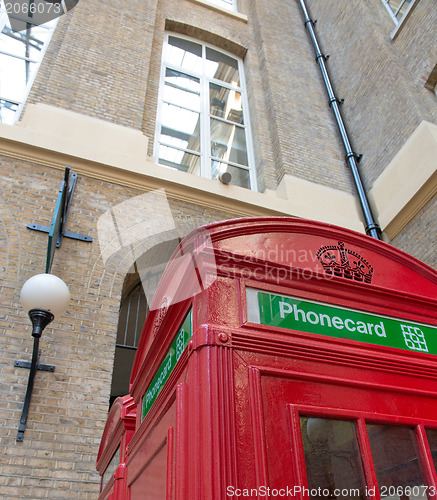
xmin=130 ymin=217 xmax=437 ymax=391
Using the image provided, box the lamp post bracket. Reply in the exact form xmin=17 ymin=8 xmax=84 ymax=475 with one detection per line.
xmin=26 ymin=167 xmax=92 ymax=273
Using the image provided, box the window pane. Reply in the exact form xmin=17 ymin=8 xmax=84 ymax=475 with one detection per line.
xmin=210 ymin=118 xmax=248 ymax=166
xmin=164 ymin=69 xmax=200 ymax=111
xmin=0 ymin=100 xmax=19 ymax=125
xmin=0 ymin=54 xmax=37 ymax=101
xmin=209 ymin=83 xmax=243 ymax=124
xmin=167 ymin=36 xmax=202 ymax=73
xmin=300 ymin=417 xmax=367 ymax=500
xmin=425 ymin=428 xmax=437 ymax=472
xmin=0 ymin=18 xmax=55 ymax=123
xmin=102 ymin=446 xmax=120 ymax=491
xmin=158 ymin=145 xmax=201 ymax=174
xmin=212 ymin=162 xmax=250 ymax=189
xmin=206 ymin=47 xmax=240 ymax=85
xmin=161 ymin=103 xmax=201 ymax=152
xmin=0 ymin=25 xmax=48 ymax=60
xmin=207 ymin=0 xmax=236 ymax=10
xmin=116 ymin=285 xmax=147 ymax=348
xmin=388 ymin=0 xmax=411 ymax=19
xmin=157 ymin=36 xmax=255 ymax=190
xmin=367 ymin=424 xmax=427 ymax=500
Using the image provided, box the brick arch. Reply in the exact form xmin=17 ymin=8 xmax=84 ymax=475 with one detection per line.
xmin=164 ymin=19 xmax=248 ymax=58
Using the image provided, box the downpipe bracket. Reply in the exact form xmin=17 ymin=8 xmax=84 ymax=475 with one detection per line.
xmin=316 ymin=53 xmax=330 ymax=63
xmin=365 ymin=223 xmax=383 ymax=239
xmin=304 ymin=18 xmax=317 ymax=28
xmin=329 ymin=96 xmax=344 ymax=107
xmin=346 ymin=152 xmax=363 ymax=163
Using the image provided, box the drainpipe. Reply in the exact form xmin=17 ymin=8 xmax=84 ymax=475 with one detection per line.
xmin=297 ymin=0 xmax=382 ymax=240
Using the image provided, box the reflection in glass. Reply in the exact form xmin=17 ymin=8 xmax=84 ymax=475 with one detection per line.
xmin=206 ymin=47 xmax=239 ymax=85
xmin=426 ymin=428 xmax=437 ymax=472
xmin=300 ymin=416 xmax=367 ymax=500
xmin=209 ymin=83 xmax=243 ymax=124
xmin=207 ymin=0 xmax=235 ymax=11
xmin=164 ymin=69 xmax=200 ymax=111
xmin=367 ymin=424 xmax=427 ymax=500
xmin=161 ymin=103 xmax=201 ymax=152
xmin=210 ymin=118 xmax=248 ymax=166
xmin=211 ymin=162 xmax=250 ymax=189
xmin=387 ymin=0 xmax=411 ymax=21
xmin=0 ymin=29 xmax=38 ymax=60
xmin=0 ymin=99 xmax=18 ymax=124
xmin=102 ymin=446 xmax=120 ymax=491
xmin=158 ymin=145 xmax=200 ymax=174
xmin=116 ymin=283 xmax=147 ymax=349
xmin=157 ymin=35 xmax=254 ymax=189
xmin=0 ymin=17 xmax=56 ymax=124
xmin=0 ymin=55 xmax=38 ymax=101
xmin=167 ymin=36 xmax=202 ymax=73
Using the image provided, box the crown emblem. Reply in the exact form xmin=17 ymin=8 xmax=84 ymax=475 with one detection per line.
xmin=316 ymin=241 xmax=374 ymax=283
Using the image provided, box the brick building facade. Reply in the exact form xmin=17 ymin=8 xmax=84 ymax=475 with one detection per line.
xmin=0 ymin=0 xmax=435 ymax=497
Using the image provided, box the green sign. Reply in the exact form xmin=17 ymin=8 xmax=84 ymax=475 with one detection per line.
xmin=142 ymin=310 xmax=192 ymax=420
xmin=246 ymin=288 xmax=437 ymax=355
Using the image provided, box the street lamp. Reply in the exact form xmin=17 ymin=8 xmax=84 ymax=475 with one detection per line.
xmin=16 ymin=274 xmax=70 ymax=441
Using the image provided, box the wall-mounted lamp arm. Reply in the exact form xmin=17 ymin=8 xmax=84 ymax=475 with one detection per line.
xmin=16 ymin=309 xmax=54 ymax=441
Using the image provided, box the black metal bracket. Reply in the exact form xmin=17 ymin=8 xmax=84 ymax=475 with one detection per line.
xmin=27 ymin=223 xmax=92 ymax=244
xmin=27 ymin=167 xmax=92 ymax=272
xmin=316 ymin=53 xmax=329 ymax=63
xmin=15 ymin=341 xmax=55 ymax=442
xmin=365 ymin=222 xmax=382 ymax=238
xmin=14 ymin=352 xmax=55 ymax=372
xmin=15 ymin=311 xmax=55 ymax=442
xmin=346 ymin=151 xmax=363 ymax=163
xmin=329 ymin=96 xmax=344 ymax=107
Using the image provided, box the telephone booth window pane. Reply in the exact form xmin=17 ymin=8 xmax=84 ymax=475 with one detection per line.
xmin=300 ymin=417 xmax=367 ymax=500
xmin=425 ymin=428 xmax=437 ymax=472
xmin=101 ymin=445 xmax=120 ymax=491
xmin=367 ymin=424 xmax=427 ymax=500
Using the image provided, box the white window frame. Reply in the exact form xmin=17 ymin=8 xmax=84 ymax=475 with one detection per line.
xmin=380 ymin=0 xmax=415 ymax=25
xmin=154 ymin=33 xmax=257 ymax=191
xmin=0 ymin=9 xmax=57 ymax=124
xmin=207 ymin=0 xmax=237 ymax=11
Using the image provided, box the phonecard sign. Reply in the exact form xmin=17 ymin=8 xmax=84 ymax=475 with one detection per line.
xmin=142 ymin=310 xmax=192 ymax=420
xmin=246 ymin=288 xmax=437 ymax=355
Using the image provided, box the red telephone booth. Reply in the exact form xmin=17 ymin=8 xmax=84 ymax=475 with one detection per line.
xmin=96 ymin=395 xmax=136 ymax=499
xmin=101 ymin=217 xmax=437 ymax=499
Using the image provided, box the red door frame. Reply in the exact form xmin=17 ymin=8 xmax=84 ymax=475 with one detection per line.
xmin=289 ymin=404 xmax=437 ymax=500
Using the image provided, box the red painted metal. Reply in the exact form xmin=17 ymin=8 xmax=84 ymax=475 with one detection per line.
xmin=98 ymin=217 xmax=437 ymax=499
xmin=96 ymin=395 xmax=136 ymax=500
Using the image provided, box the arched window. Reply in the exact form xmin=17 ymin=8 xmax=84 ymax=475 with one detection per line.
xmin=154 ymin=34 xmax=257 ymax=190
xmin=110 ymin=275 xmax=147 ymax=406
xmin=110 ymin=238 xmax=180 ymax=406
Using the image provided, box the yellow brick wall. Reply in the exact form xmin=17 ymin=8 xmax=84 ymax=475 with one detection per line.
xmin=0 ymin=159 xmax=238 ymax=498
